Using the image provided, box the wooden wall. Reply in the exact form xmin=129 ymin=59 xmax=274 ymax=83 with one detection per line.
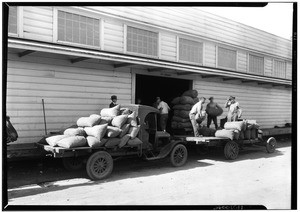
xmin=7 ymin=50 xmax=132 ymax=144
xmin=193 ymin=78 xmax=292 ymax=128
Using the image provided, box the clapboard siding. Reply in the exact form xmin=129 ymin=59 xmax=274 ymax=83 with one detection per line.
xmin=160 ymin=32 xmax=177 ymax=61
xmin=264 ymin=58 xmax=273 ymax=76
xmin=204 ymin=43 xmax=216 ymax=67
xmin=237 ymin=51 xmax=247 ymax=72
xmin=7 ymin=52 xmax=132 ymax=144
xmin=88 ymin=7 xmax=292 ymax=59
xmin=286 ymin=62 xmax=292 ymax=79
xmin=23 ymin=6 xmax=53 ymax=42
xmin=194 ymin=78 xmax=291 ymax=128
xmin=103 ymin=19 xmax=124 ymax=53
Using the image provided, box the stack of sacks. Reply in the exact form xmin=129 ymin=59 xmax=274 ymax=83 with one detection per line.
xmin=45 ymin=105 xmax=143 ymax=149
xmin=244 ymin=120 xmax=260 ymax=140
xmin=215 ymin=121 xmax=246 ymax=140
xmin=171 ymin=90 xmax=199 ymax=131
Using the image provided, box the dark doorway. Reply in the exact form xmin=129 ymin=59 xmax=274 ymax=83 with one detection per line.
xmin=135 ymin=74 xmax=192 ymax=132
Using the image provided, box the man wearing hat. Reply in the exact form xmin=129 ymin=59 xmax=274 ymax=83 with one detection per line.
xmin=189 ymin=97 xmax=206 ymax=137
xmin=224 ymin=96 xmax=242 ymax=122
xmin=109 ymin=95 xmax=118 ymax=108
xmin=206 ymin=97 xmax=222 ymax=129
xmin=156 ymin=97 xmax=170 ymax=132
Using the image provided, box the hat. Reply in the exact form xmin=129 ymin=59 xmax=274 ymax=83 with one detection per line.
xmin=111 ymin=95 xmax=117 ymax=100
xmin=209 ymin=97 xmax=214 ymax=100
xmin=229 ymin=96 xmax=235 ymax=100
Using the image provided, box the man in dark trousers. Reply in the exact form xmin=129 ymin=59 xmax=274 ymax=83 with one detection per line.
xmin=109 ymin=95 xmax=118 ymax=108
xmin=206 ymin=96 xmax=222 ymax=129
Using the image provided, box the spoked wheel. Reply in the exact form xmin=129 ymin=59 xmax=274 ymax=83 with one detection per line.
xmin=224 ymin=141 xmax=239 ymax=160
xmin=62 ymin=157 xmax=84 ymax=171
xmin=266 ymin=137 xmax=276 ymax=153
xmin=86 ymin=151 xmax=113 ymax=180
xmin=170 ymin=144 xmax=188 ymax=167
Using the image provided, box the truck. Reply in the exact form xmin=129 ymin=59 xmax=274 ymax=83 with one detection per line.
xmin=35 ymin=104 xmax=276 ymax=181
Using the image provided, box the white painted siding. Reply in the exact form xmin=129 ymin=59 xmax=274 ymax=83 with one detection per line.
xmin=264 ymin=57 xmax=273 ymax=77
xmin=194 ymin=78 xmax=291 ymax=128
xmin=7 ymin=50 xmax=132 ymax=144
xmin=89 ymin=7 xmax=292 ymax=59
xmin=204 ymin=43 xmax=216 ymax=67
xmin=237 ymin=51 xmax=247 ymax=72
xmin=23 ymin=7 xmax=53 ymax=42
xmin=103 ymin=19 xmax=124 ymax=53
xmin=160 ymin=32 xmax=177 ymax=61
xmin=286 ymin=62 xmax=292 ymax=80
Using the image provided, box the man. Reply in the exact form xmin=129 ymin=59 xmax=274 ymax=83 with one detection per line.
xmin=206 ymin=97 xmax=222 ymax=129
xmin=109 ymin=95 xmax=118 ymax=108
xmin=156 ymin=97 xmax=170 ymax=132
xmin=189 ymin=97 xmax=206 ymax=137
xmin=224 ymin=96 xmax=242 ymax=122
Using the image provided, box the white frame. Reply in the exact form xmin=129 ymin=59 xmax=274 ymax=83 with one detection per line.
xmin=53 ymin=7 xmax=101 ymax=50
xmin=125 ymin=24 xmax=160 ymax=58
xmin=216 ymin=45 xmax=238 ymax=71
xmin=177 ymin=36 xmax=204 ymax=66
xmin=248 ymin=53 xmax=265 ymax=75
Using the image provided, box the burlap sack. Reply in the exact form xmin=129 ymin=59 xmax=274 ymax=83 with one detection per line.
xmin=119 ymin=124 xmax=131 ymax=138
xmin=251 ymin=128 xmax=257 ymax=139
xmin=46 ymin=135 xmax=70 ymax=147
xmin=193 ymin=98 xmax=199 ymax=104
xmin=172 ymin=116 xmax=190 ymax=123
xmin=86 ymin=136 xmax=108 ymax=148
xmin=105 ymin=138 xmax=121 ymax=148
xmin=177 ymin=122 xmax=192 ymax=128
xmin=120 ymin=108 xmax=131 ymax=115
xmin=181 ymin=90 xmax=198 ymax=98
xmin=239 ymin=131 xmax=245 ymax=140
xmin=127 ymin=137 xmax=143 ymax=146
xmin=224 ymin=121 xmax=246 ymax=131
xmin=100 ymin=105 xmax=120 ymax=117
xmin=118 ymin=134 xmax=131 ymax=148
xmin=128 ymin=125 xmax=141 ymax=139
xmin=178 ymin=110 xmax=190 ymax=119
xmin=244 ymin=129 xmax=251 ymax=139
xmin=171 ymin=97 xmax=181 ymax=105
xmin=106 ymin=126 xmax=122 ymax=138
xmin=173 ymin=104 xmax=192 ymax=111
xmin=127 ymin=111 xmax=138 ymax=127
xmin=179 ymin=96 xmax=195 ymax=105
xmin=198 ymin=126 xmax=216 ymax=136
xmin=215 ymin=129 xmax=234 ymax=140
xmin=64 ymin=127 xmax=86 ymax=136
xmin=56 ymin=136 xmax=87 ymax=148
xmin=233 ymin=130 xmax=240 ymax=140
xmin=112 ymin=115 xmax=128 ymax=128
xmin=206 ymin=106 xmax=223 ymax=117
xmin=171 ymin=121 xmax=178 ymax=129
xmin=84 ymin=124 xmax=108 ymax=140
xmin=99 ymin=116 xmax=113 ymax=125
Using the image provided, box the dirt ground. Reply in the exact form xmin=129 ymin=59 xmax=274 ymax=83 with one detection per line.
xmin=5 ymin=137 xmax=292 ymax=209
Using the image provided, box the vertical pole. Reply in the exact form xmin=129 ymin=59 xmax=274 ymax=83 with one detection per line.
xmin=42 ymin=99 xmax=47 ymax=135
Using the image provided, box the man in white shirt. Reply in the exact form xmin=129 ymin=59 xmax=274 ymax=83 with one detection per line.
xmin=189 ymin=97 xmax=206 ymax=137
xmin=224 ymin=96 xmax=242 ymax=122
xmin=156 ymin=97 xmax=170 ymax=132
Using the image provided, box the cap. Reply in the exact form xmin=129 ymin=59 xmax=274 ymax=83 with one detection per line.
xmin=111 ymin=95 xmax=117 ymax=100
xmin=209 ymin=96 xmax=214 ymax=100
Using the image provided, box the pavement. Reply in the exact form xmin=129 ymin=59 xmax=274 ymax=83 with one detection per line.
xmin=5 ymin=137 xmax=292 ymax=209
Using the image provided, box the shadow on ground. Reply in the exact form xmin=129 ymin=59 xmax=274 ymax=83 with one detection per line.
xmin=6 ymin=138 xmax=291 ymax=200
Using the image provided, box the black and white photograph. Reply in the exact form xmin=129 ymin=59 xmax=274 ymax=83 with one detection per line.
xmin=3 ymin=2 xmax=296 ymax=210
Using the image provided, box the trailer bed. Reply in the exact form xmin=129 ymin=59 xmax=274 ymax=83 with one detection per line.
xmin=174 ymin=135 xmax=229 ymax=144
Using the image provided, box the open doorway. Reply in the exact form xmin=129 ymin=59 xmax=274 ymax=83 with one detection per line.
xmin=135 ymin=74 xmax=192 ymax=132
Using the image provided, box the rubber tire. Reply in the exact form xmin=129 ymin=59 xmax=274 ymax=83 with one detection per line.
xmin=86 ymin=151 xmax=113 ymax=181
xmin=266 ymin=137 xmax=276 ymax=153
xmin=224 ymin=141 xmax=239 ymax=160
xmin=62 ymin=157 xmax=84 ymax=171
xmin=170 ymin=144 xmax=188 ymax=167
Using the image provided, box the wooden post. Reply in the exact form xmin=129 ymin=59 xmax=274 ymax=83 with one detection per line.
xmin=42 ymin=99 xmax=47 ymax=135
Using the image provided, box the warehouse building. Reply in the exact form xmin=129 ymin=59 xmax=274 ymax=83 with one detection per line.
xmin=6 ymin=6 xmax=292 ymax=153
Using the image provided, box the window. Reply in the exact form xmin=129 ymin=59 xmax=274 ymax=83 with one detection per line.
xmin=127 ymin=26 xmax=158 ymax=56
xmin=273 ymin=60 xmax=286 ymax=78
xmin=249 ymin=54 xmax=264 ymax=75
xmin=179 ymin=38 xmax=203 ymax=64
xmin=57 ymin=10 xmax=100 ymax=47
xmin=8 ymin=6 xmax=18 ymax=34
xmin=217 ymin=47 xmax=237 ymax=70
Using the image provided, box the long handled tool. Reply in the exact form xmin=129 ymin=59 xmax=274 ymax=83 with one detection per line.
xmin=42 ymin=99 xmax=47 ymax=135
